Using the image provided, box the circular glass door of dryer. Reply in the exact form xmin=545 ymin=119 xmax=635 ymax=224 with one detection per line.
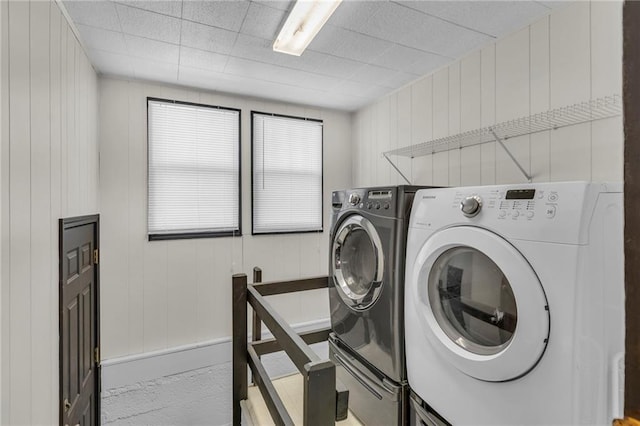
xmin=410 ymin=226 xmax=549 ymax=382
xmin=429 ymin=247 xmax=517 ymax=356
xmin=332 ymin=215 xmax=384 ymax=310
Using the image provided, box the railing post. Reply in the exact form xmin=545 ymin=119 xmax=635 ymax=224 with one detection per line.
xmin=303 ymin=360 xmax=336 ymax=426
xmin=252 ymin=267 xmax=262 ymax=344
xmin=232 ymin=274 xmax=248 ymax=426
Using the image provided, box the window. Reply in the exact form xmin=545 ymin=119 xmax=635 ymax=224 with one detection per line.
xmin=252 ymin=112 xmax=323 ymax=234
xmin=147 ymin=98 xmax=241 ymax=240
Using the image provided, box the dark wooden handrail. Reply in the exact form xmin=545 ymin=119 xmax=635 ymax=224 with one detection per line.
xmin=232 ymin=268 xmax=346 ymax=426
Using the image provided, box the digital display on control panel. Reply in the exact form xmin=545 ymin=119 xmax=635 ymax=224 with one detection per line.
xmin=505 ymin=189 xmax=536 ymax=200
xmin=368 ymin=190 xmax=392 ymax=199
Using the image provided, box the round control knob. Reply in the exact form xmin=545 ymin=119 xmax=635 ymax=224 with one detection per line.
xmin=512 ymin=210 xmax=520 ymax=218
xmin=460 ymin=195 xmax=482 ymax=217
xmin=374 ymin=202 xmax=381 ymax=210
xmin=348 ymin=193 xmax=361 ymax=206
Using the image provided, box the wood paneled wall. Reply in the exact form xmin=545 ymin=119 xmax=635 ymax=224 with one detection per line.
xmin=0 ymin=1 xmax=99 ymax=424
xmin=352 ymin=1 xmax=623 ymax=187
xmin=98 ymin=78 xmax=352 ymax=360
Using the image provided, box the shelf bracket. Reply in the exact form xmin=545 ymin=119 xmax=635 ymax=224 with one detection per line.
xmin=490 ymin=128 xmax=532 ymax=182
xmin=383 ymin=152 xmax=412 ymax=184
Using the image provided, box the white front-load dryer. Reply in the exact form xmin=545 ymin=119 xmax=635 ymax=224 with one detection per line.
xmin=405 ymin=183 xmax=625 ymax=426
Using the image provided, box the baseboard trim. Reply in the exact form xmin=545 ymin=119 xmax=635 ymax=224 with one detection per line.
xmin=101 ymin=318 xmax=331 ymax=390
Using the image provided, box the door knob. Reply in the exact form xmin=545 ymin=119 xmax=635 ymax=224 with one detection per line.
xmin=64 ymin=398 xmax=71 ymax=410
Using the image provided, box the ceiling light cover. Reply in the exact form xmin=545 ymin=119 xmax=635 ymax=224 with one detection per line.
xmin=273 ymin=0 xmax=342 ymax=56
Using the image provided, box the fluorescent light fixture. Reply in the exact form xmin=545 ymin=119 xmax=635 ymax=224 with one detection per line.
xmin=273 ymin=0 xmax=342 ymax=56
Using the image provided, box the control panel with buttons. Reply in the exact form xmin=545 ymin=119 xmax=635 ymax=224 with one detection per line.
xmin=340 ymin=189 xmax=397 ymax=217
xmin=451 ymin=186 xmax=561 ymax=222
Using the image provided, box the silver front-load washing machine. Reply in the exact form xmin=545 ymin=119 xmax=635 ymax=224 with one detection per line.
xmin=328 ymin=185 xmax=432 ymax=426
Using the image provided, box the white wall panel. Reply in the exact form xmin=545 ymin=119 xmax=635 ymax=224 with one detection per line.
xmin=432 ymin=68 xmax=449 ymax=140
xmin=461 ymin=52 xmax=481 ymax=133
xmin=530 ymin=16 xmax=551 ymax=182
xmin=480 ymin=44 xmax=496 ymax=128
xmin=8 ymin=2 xmax=32 ymax=423
xmin=411 ymin=76 xmax=433 ymax=185
xmin=460 ymin=52 xmax=482 ymax=186
xmin=99 ymin=78 xmax=351 ymax=359
xmin=99 ymin=78 xmax=130 ymax=357
xmin=448 ymin=63 xmax=461 ymax=186
xmin=127 ymin=81 xmax=145 ymax=355
xmin=1 ymin=1 xmax=99 ymax=423
xmin=496 ymin=28 xmax=530 ymax=122
xmin=591 ymin=117 xmax=623 ymax=183
xmin=48 ymin=7 xmax=63 ymax=420
xmin=432 ymin=151 xmax=449 ymax=187
xmin=396 ymin=86 xmax=412 ymax=184
xmin=480 ymin=44 xmax=496 ymax=184
xmin=385 ymin=94 xmax=398 ymax=185
xmin=591 ymin=1 xmax=622 ymax=99
xmin=550 ymin=1 xmax=591 ymax=108
xmin=376 ymin=97 xmax=391 ymax=184
xmin=30 ymin=2 xmax=52 ymax=422
xmin=352 ymin=1 xmax=621 ymax=191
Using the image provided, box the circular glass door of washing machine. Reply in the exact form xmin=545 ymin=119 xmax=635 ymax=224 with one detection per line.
xmin=409 ymin=226 xmax=549 ymax=382
xmin=332 ymin=214 xmax=385 ymax=311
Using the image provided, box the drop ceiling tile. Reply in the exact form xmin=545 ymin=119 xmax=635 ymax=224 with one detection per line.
xmin=331 ymin=80 xmax=390 ymax=99
xmin=400 ymin=1 xmax=551 ymax=38
xmin=348 ymin=64 xmax=398 ymax=87
xmin=180 ymin=47 xmax=228 ymax=73
xmin=306 ymin=25 xmax=348 ymax=56
xmin=311 ymin=25 xmax=394 ymax=62
xmin=310 ymin=54 xmax=364 ymax=79
xmin=76 ymin=24 xmax=126 ymax=54
xmin=182 ymin=0 xmax=250 ymax=32
xmin=380 ymin=71 xmax=420 ymax=89
xmin=124 ymin=34 xmax=179 ymax=63
xmin=87 ymin=48 xmax=133 ymax=76
xmin=240 ymin=2 xmax=287 ymax=40
xmin=230 ymin=33 xmax=283 ymax=64
xmin=116 ymin=3 xmax=181 ymax=44
xmin=114 ymin=1 xmax=182 ymax=18
xmin=178 ymin=66 xmax=222 ymax=91
xmin=181 ymin=20 xmax=238 ymax=54
xmin=224 ymin=57 xmax=308 ymax=88
xmin=130 ymin=57 xmax=179 ymax=81
xmin=315 ymin=92 xmax=369 ymax=111
xmin=301 ymin=72 xmax=344 ymax=92
xmin=365 ymin=2 xmax=492 ymax=58
xmin=253 ymin=0 xmax=293 ymax=12
xmin=63 ymin=0 xmax=120 ymax=31
xmin=371 ymin=45 xmax=452 ymax=75
xmin=335 ymin=30 xmax=396 ymax=63
xmin=276 ymin=50 xmax=331 ymax=74
xmin=326 ymin=0 xmax=383 ymax=33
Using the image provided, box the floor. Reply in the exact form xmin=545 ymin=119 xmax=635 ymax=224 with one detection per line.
xmin=245 ymin=373 xmax=363 ymax=426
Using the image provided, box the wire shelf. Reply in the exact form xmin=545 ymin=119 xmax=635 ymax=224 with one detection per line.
xmin=384 ymin=94 xmax=622 ymax=159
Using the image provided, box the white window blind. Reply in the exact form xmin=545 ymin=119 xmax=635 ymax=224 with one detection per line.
xmin=252 ymin=113 xmax=323 ymax=234
xmin=148 ymin=99 xmax=240 ymax=238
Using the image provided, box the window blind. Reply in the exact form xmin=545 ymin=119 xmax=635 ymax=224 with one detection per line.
xmin=148 ymin=99 xmax=240 ymax=238
xmin=252 ymin=113 xmax=323 ymax=234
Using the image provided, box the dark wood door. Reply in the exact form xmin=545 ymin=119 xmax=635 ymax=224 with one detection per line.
xmin=60 ymin=215 xmax=100 ymax=426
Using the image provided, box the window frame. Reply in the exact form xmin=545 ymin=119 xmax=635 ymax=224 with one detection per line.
xmin=146 ymin=97 xmax=242 ymax=241
xmin=250 ymin=111 xmax=324 ymax=236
